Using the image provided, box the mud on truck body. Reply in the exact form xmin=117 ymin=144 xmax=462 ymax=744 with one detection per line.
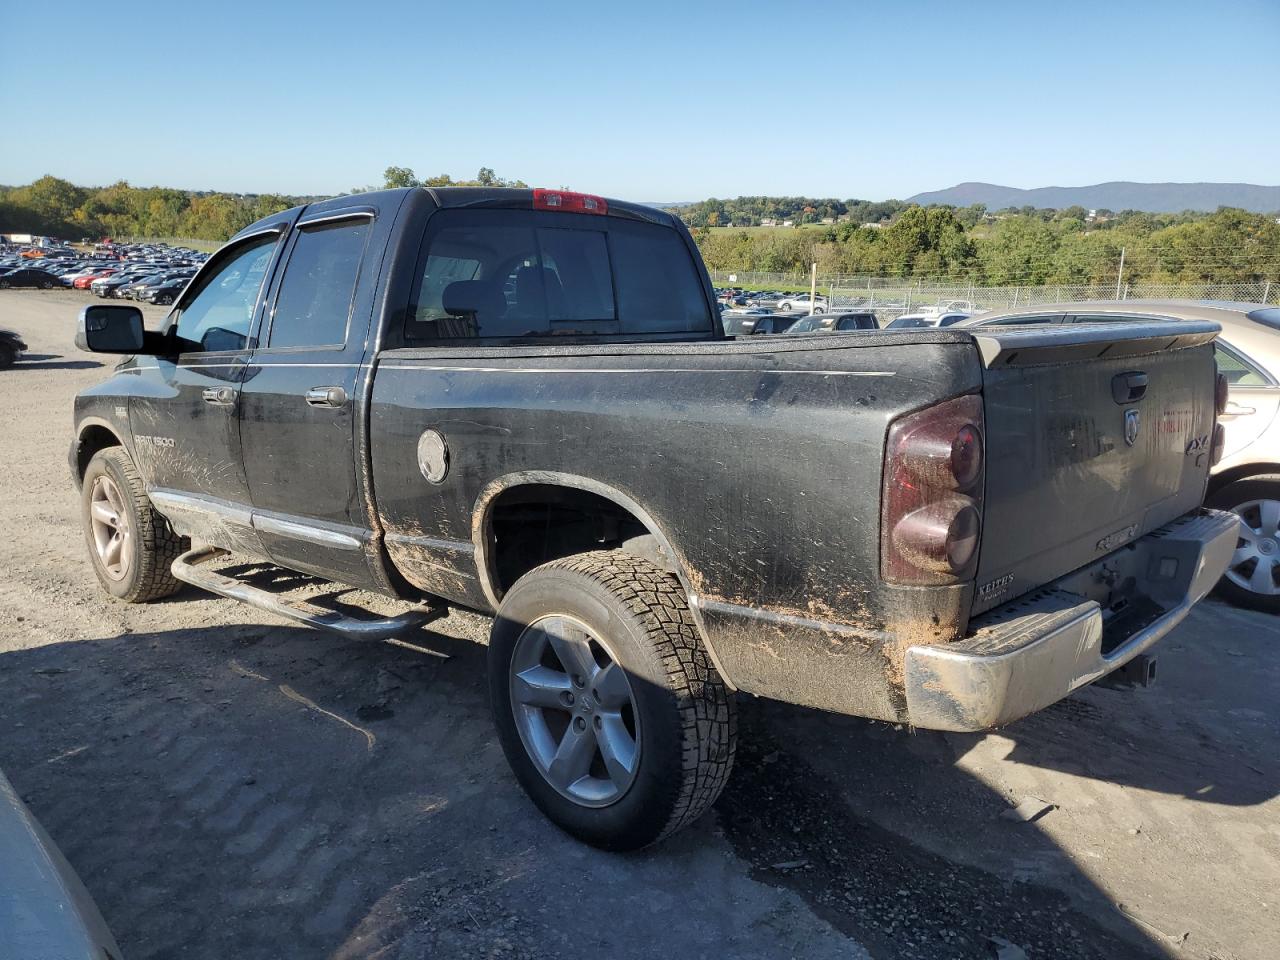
xmin=70 ymin=187 xmax=1237 ymax=849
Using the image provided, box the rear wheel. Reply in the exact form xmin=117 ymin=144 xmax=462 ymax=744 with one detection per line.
xmin=0 ymin=279 xmax=10 ymax=289
xmin=489 ymin=551 xmax=736 ymax=850
xmin=40 ymin=280 xmax=53 ymax=289
xmin=1208 ymin=476 xmax=1280 ymax=613
xmin=80 ymin=447 xmax=187 ymax=602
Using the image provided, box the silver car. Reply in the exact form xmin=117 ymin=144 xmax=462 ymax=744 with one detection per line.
xmin=0 ymin=768 xmax=123 ymax=958
xmin=956 ymin=300 xmax=1280 ymax=612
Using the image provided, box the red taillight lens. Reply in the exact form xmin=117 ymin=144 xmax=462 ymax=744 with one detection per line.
xmin=533 ymin=188 xmax=608 ymax=216
xmin=882 ymin=394 xmax=985 ymax=585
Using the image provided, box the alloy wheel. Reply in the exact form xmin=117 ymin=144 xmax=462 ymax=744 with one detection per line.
xmin=508 ymin=614 xmax=640 ymax=807
xmin=89 ymin=475 xmax=132 ymax=581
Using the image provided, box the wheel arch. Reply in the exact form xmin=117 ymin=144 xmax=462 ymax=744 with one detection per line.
xmin=1208 ymin=463 xmax=1280 ymax=497
xmin=71 ymin=417 xmax=128 ymax=489
xmin=471 ymin=471 xmax=735 ymax=689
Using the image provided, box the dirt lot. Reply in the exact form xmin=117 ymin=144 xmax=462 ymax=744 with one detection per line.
xmin=1 ymin=287 xmax=1277 ymax=960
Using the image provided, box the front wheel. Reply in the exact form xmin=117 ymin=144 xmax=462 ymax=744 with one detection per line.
xmin=0 ymin=279 xmax=10 ymax=289
xmin=780 ymin=302 xmax=792 ymax=311
xmin=1207 ymin=475 xmax=1280 ymax=613
xmin=0 ymin=344 xmax=14 ymax=369
xmin=80 ymin=447 xmax=188 ymax=602
xmin=489 ymin=551 xmax=736 ymax=850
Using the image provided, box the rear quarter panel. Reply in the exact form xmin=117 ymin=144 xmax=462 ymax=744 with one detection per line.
xmin=369 ymin=332 xmax=983 ymax=718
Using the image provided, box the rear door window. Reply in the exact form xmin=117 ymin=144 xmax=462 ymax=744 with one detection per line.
xmin=267 ymin=218 xmax=370 ymax=349
xmin=1216 ymin=342 xmax=1274 ymax=386
xmin=407 ymin=209 xmax=712 ymax=341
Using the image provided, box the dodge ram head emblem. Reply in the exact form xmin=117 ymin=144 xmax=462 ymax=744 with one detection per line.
xmin=1124 ymin=409 xmax=1141 ymax=446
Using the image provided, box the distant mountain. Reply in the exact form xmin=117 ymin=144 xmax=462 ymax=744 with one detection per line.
xmin=907 ymin=181 xmax=1280 ymax=214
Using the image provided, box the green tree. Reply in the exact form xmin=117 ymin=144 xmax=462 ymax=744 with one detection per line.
xmin=383 ymin=166 xmax=420 ymax=189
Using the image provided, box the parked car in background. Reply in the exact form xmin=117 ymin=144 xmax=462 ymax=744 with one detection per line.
xmin=138 ymin=277 xmax=190 ymax=305
xmin=74 ymin=269 xmax=119 ymax=290
xmin=0 ymin=328 xmax=29 ymax=368
xmin=886 ymin=309 xmax=972 ymax=329
xmin=92 ymin=271 xmax=156 ymax=298
xmin=721 ymin=311 xmax=796 ymax=335
xmin=776 ymin=293 xmax=827 ymax=313
xmin=783 ymin=311 xmax=880 ymax=334
xmin=955 ymin=300 xmax=1280 ymax=612
xmin=0 ymin=767 xmax=124 ymax=958
xmin=0 ymin=267 xmax=59 ymax=289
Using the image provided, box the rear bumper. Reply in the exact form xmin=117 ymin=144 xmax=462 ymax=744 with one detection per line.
xmin=903 ymin=508 xmax=1238 ymax=732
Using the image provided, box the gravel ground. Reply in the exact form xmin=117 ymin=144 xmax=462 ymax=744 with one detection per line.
xmin=1 ymin=287 xmax=1277 ymax=960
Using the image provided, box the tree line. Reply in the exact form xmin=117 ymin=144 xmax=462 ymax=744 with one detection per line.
xmin=4 ymin=174 xmax=1277 ymax=286
xmin=0 ymin=166 xmax=525 ymax=243
xmin=690 ymin=206 xmax=1280 ymax=285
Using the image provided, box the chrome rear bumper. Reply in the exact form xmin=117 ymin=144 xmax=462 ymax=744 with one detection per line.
xmin=903 ymin=509 xmax=1239 ymax=732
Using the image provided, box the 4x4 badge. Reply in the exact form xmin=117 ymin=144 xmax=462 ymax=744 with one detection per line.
xmin=1124 ymin=408 xmax=1141 ymax=446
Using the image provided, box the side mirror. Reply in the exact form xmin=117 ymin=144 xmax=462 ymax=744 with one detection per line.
xmin=76 ymin=304 xmax=146 ymax=354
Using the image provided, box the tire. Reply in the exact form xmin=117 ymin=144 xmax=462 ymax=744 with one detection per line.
xmin=0 ymin=279 xmax=10 ymax=289
xmin=158 ymin=294 xmax=173 ymax=305
xmin=0 ymin=344 xmax=14 ymax=369
xmin=80 ymin=447 xmax=188 ymax=602
xmin=780 ymin=302 xmax=792 ymax=311
xmin=40 ymin=280 xmax=53 ymax=289
xmin=1207 ymin=475 xmax=1280 ymax=613
xmin=489 ymin=551 xmax=736 ymax=850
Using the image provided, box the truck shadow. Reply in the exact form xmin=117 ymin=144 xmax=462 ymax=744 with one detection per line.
xmin=8 ymin=355 xmax=104 ymax=370
xmin=0 ymin=606 xmax=1271 ymax=959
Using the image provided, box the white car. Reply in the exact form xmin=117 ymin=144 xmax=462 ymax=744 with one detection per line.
xmin=776 ymin=294 xmax=827 ymax=313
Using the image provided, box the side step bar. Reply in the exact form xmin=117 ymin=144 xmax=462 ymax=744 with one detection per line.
xmin=172 ymin=547 xmax=444 ymax=640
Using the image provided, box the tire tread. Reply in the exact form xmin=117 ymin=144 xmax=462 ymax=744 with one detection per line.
xmin=91 ymin=447 xmax=187 ymax=602
xmin=536 ymin=551 xmax=737 ymax=843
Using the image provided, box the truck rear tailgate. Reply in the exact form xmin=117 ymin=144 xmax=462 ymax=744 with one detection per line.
xmin=969 ymin=320 xmax=1220 ymax=616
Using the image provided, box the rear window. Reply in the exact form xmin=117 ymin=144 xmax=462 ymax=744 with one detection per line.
xmin=406 ymin=209 xmax=712 ymax=341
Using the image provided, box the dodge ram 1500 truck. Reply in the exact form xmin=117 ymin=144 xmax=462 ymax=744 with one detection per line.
xmin=70 ymin=186 xmax=1237 ymax=849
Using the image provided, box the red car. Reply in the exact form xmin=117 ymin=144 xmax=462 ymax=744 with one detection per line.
xmin=74 ymin=269 xmax=117 ymax=289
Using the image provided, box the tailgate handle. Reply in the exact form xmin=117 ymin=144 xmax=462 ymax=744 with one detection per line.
xmin=1112 ymin=371 xmax=1148 ymax=404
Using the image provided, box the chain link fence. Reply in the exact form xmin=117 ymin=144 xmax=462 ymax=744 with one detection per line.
xmin=827 ymin=278 xmax=1277 ymax=318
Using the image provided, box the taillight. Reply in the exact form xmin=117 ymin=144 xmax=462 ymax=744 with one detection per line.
xmin=881 ymin=394 xmax=985 ymax=585
xmin=533 ymin=188 xmax=608 ymax=216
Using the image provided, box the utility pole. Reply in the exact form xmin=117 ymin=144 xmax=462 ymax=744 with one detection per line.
xmin=809 ymin=262 xmax=818 ymax=315
xmin=1115 ymin=247 xmax=1126 ymax=300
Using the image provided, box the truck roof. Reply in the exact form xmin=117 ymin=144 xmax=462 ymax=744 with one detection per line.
xmin=231 ymin=187 xmax=677 ymax=244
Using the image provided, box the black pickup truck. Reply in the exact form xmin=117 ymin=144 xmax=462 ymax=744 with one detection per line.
xmin=70 ymin=187 xmax=1237 ymax=849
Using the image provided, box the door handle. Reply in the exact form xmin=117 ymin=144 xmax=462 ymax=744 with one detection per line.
xmin=202 ymin=387 xmax=235 ymax=406
xmin=1222 ymin=401 xmax=1256 ymax=419
xmin=305 ymin=386 xmax=348 ymax=408
xmin=1111 ymin=371 xmax=1148 ymax=404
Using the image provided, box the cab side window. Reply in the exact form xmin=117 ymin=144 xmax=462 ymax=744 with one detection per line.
xmin=267 ymin=219 xmax=371 ymax=349
xmin=174 ymin=235 xmax=277 ymax=353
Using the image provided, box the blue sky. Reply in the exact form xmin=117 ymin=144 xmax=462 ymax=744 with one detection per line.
xmin=3 ymin=0 xmax=1277 ymax=201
